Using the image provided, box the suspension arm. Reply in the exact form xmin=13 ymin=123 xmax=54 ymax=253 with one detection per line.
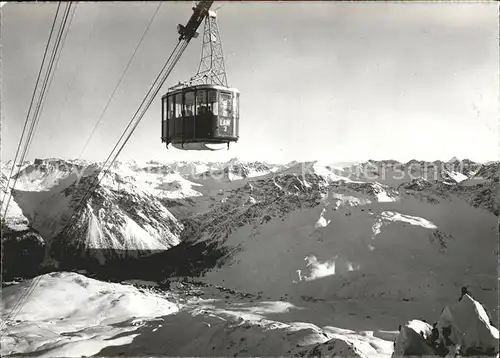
xmin=177 ymin=0 xmax=214 ymax=42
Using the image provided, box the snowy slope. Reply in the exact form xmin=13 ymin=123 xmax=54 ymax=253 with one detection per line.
xmin=0 ymin=192 xmax=30 ymax=231
xmin=1 ymin=169 xmax=31 ymax=231
xmin=107 ymin=160 xmax=204 ymax=199
xmin=393 ymin=294 xmax=499 ymax=357
xmin=197 ymin=188 xmax=496 ymax=303
xmin=398 ymin=176 xmax=499 ymax=216
xmin=436 ymin=294 xmax=499 ymax=355
xmin=5 ymin=159 xmax=183 ymax=264
xmin=1 ymin=157 xmax=498 ymax=358
xmin=137 ymin=163 xmax=498 ymax=328
xmin=469 ymin=162 xmax=500 ymax=181
xmin=2 ymin=276 xmax=496 ymax=357
xmin=54 ymin=174 xmax=182 ymax=263
xmin=1 ymin=272 xmax=179 ymax=357
xmin=2 ymin=157 xmax=496 ymax=261
xmin=343 ymin=159 xmax=481 ymax=186
xmin=1 ymin=160 xmax=94 ymax=231
xmin=1 ymin=272 xmax=393 ymax=357
xmin=10 ymin=159 xmax=89 ymax=191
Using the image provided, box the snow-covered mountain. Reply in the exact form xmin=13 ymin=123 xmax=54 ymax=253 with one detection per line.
xmin=172 ymin=174 xmax=496 ymax=307
xmin=2 ymin=157 xmax=497 ymax=266
xmin=1 ymin=157 xmax=498 ymax=357
xmin=393 ymin=294 xmax=498 ymax=357
xmin=1 ymin=271 xmax=394 ymax=357
xmin=343 ymin=159 xmax=483 ymax=185
xmin=2 ymin=273 xmax=496 ymax=357
xmin=468 ymin=161 xmax=499 ymax=181
xmin=2 ymin=160 xmax=184 ymax=269
xmin=107 ymin=158 xmax=495 ymax=323
xmin=49 ymin=172 xmax=183 ymax=265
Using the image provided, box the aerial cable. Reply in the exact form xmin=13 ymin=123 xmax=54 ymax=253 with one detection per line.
xmin=93 ymin=41 xmax=188 ymax=191
xmin=5 ymin=2 xmax=206 ymax=328
xmin=115 ymin=41 xmax=190 ymax=160
xmin=1 ymin=2 xmax=62 ymax=214
xmin=62 ymin=41 xmax=185 ymax=232
xmin=1 ymin=2 xmax=72 ymax=219
xmin=104 ymin=40 xmax=189 ymax=170
xmin=54 ymin=3 xmax=102 ymax=133
xmin=59 ymin=5 xmax=178 ymax=238
xmin=24 ymin=2 xmax=72 ymax=163
xmin=1 ymin=1 xmax=72 ymax=314
xmin=101 ymin=40 xmax=190 ymax=173
xmin=1 ymin=3 xmax=73 ymax=329
xmin=11 ymin=1 xmax=72 ymax=178
xmin=25 ymin=3 xmax=77 ymax=157
xmin=77 ymin=1 xmax=163 ymax=160
xmin=104 ymin=40 xmax=186 ymax=166
xmin=59 ymin=39 xmax=187 ymax=236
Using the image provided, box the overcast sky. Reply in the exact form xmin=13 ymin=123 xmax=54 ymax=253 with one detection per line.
xmin=1 ymin=1 xmax=498 ymax=164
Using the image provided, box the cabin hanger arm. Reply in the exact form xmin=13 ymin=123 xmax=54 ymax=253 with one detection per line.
xmin=177 ymin=0 xmax=214 ymax=42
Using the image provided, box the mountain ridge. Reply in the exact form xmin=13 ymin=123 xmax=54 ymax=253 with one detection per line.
xmin=1 ymin=157 xmax=497 ymax=290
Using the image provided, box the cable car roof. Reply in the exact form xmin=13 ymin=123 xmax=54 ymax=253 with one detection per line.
xmin=164 ymin=83 xmax=240 ymax=97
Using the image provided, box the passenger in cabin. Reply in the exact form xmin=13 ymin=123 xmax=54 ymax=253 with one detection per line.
xmin=185 ymin=108 xmax=193 ymax=116
xmin=197 ymin=104 xmax=207 ymax=114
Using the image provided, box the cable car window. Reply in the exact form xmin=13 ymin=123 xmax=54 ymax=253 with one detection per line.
xmin=234 ymin=92 xmax=239 ymax=119
xmin=220 ymin=92 xmax=232 ymax=117
xmin=208 ymin=90 xmax=218 ymax=116
xmin=175 ymin=94 xmax=183 ymax=118
xmin=168 ymin=96 xmax=175 ymax=119
xmin=196 ymin=90 xmax=207 ymax=115
xmin=184 ymin=91 xmax=195 ymax=116
xmin=163 ymin=98 xmax=167 ymax=121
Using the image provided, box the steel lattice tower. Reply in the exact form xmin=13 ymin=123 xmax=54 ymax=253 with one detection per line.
xmin=188 ymin=10 xmax=228 ymax=87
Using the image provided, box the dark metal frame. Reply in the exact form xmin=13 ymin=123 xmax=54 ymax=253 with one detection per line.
xmin=161 ymin=84 xmax=239 ymax=147
xmin=189 ymin=10 xmax=228 ymax=86
xmin=162 ymin=5 xmax=240 ymax=150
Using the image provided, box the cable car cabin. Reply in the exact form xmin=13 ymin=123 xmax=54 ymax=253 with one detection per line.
xmin=161 ymin=84 xmax=240 ymax=151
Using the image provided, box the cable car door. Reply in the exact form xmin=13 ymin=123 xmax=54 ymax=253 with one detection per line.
xmin=217 ymin=92 xmax=234 ymax=138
